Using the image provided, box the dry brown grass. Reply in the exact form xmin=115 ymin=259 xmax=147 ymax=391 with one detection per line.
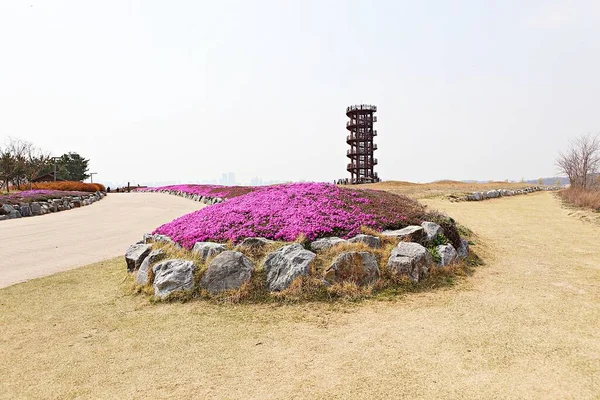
xmin=558 ymin=187 xmax=600 ymax=211
xmin=354 ymin=180 xmax=534 ymax=199
xmin=2 ymin=192 xmax=600 ymax=399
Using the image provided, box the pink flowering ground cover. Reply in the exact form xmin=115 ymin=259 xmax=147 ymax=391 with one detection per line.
xmin=153 ymin=183 xmax=431 ymax=248
xmin=138 ymin=184 xmax=257 ymax=199
xmin=0 ymin=190 xmax=89 ymax=205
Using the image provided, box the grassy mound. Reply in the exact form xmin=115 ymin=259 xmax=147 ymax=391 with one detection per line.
xmin=153 ymin=183 xmax=442 ymax=249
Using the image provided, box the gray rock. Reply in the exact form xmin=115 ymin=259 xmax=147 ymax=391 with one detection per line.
xmin=1 ymin=204 xmax=14 ymax=214
xmin=7 ymin=210 xmax=21 ymax=219
xmin=136 ymin=249 xmax=166 ymax=285
xmin=264 ymin=244 xmax=316 ymax=291
xmin=152 ymin=259 xmax=196 ymax=299
xmin=421 ymin=221 xmax=443 ymax=244
xmin=0 ymin=215 xmax=6 ymax=221
xmin=457 ymin=238 xmax=470 ymax=259
xmin=125 ymin=243 xmax=152 ymax=272
xmin=192 ymin=242 xmax=227 ymax=260
xmin=387 ymin=242 xmax=433 ymax=282
xmin=436 ymin=244 xmax=457 ymax=266
xmin=238 ymin=237 xmax=275 ymax=249
xmin=200 ymin=251 xmax=254 ymax=293
xmin=143 ymin=233 xmax=174 ymax=245
xmin=324 ymin=251 xmax=380 ymax=286
xmin=486 ymin=190 xmax=499 ymax=198
xmin=382 ymin=226 xmax=425 ymax=242
xmin=348 ymin=234 xmax=382 ymax=248
xmin=310 ymin=237 xmax=347 ymax=252
xmin=30 ymin=202 xmax=42 ymax=216
xmin=19 ymin=204 xmax=31 ymax=217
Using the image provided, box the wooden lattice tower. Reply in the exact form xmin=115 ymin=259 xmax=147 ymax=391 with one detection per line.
xmin=346 ymin=104 xmax=379 ymax=184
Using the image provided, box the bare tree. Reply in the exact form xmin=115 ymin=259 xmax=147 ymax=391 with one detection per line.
xmin=0 ymin=138 xmax=32 ymax=192
xmin=23 ymin=146 xmax=52 ymax=189
xmin=557 ymin=134 xmax=600 ymax=189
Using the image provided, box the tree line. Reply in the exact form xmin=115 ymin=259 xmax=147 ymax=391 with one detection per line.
xmin=0 ymin=137 xmax=91 ymax=192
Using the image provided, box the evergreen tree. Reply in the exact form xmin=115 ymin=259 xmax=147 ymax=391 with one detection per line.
xmin=57 ymin=152 xmax=90 ymax=181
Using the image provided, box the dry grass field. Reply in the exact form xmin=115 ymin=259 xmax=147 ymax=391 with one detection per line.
xmin=359 ymin=180 xmax=536 ymax=199
xmin=1 ymin=191 xmax=599 ymax=399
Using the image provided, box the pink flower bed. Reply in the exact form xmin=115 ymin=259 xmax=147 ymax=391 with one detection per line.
xmin=0 ymin=190 xmax=89 ymax=205
xmin=137 ymin=184 xmax=257 ymax=199
xmin=153 ymin=183 xmax=428 ymax=248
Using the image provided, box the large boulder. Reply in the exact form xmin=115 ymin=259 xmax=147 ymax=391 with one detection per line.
xmin=237 ymin=237 xmax=275 ymax=249
xmin=457 ymin=238 xmax=470 ymax=259
xmin=200 ymin=251 xmax=254 ymax=293
xmin=387 ymin=242 xmax=433 ymax=282
xmin=7 ymin=210 xmax=21 ymax=219
xmin=30 ymin=202 xmax=42 ymax=216
xmin=125 ymin=243 xmax=152 ymax=272
xmin=136 ymin=249 xmax=166 ymax=285
xmin=19 ymin=204 xmax=31 ymax=217
xmin=324 ymin=251 xmax=380 ymax=286
xmin=310 ymin=237 xmax=347 ymax=252
xmin=486 ymin=190 xmax=499 ymax=198
xmin=192 ymin=242 xmax=227 ymax=261
xmin=348 ymin=234 xmax=382 ymax=249
xmin=152 ymin=259 xmax=196 ymax=299
xmin=436 ymin=244 xmax=457 ymax=266
xmin=264 ymin=244 xmax=316 ymax=291
xmin=421 ymin=221 xmax=443 ymax=245
xmin=382 ymin=226 xmax=425 ymax=242
xmin=1 ymin=204 xmax=14 ymax=214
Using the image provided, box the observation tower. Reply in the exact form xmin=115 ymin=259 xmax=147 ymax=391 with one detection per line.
xmin=346 ymin=104 xmax=379 ymax=184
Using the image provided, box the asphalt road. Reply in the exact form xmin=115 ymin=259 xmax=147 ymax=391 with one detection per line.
xmin=0 ymin=193 xmax=203 ymax=288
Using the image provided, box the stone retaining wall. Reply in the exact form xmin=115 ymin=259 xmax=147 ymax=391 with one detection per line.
xmin=450 ymin=186 xmax=562 ymax=202
xmin=127 ymin=220 xmax=472 ymax=300
xmin=0 ymin=191 xmax=106 ymax=221
xmin=137 ymin=189 xmax=224 ymax=205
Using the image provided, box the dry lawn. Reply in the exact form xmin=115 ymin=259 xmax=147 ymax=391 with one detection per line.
xmin=1 ymin=192 xmax=600 ymax=399
xmin=358 ymin=180 xmax=537 ymax=199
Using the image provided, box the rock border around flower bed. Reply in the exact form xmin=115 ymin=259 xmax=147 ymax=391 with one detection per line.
xmin=0 ymin=191 xmax=106 ymax=221
xmin=126 ymin=220 xmax=473 ymax=301
xmin=449 ymin=186 xmax=562 ymax=202
xmin=136 ymin=189 xmax=224 ymax=206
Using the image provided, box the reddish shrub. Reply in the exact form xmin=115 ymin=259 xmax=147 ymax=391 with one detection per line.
xmin=31 ymin=181 xmax=105 ymax=192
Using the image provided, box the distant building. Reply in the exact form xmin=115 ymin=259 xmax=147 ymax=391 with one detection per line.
xmin=218 ymin=172 xmax=237 ymax=186
xmin=32 ymin=172 xmax=65 ymax=182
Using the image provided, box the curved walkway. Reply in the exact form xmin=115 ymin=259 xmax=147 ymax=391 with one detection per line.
xmin=0 ymin=193 xmax=204 ymax=288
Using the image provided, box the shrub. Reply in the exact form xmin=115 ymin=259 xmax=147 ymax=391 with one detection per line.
xmin=558 ymin=188 xmax=600 ymax=211
xmin=31 ymin=181 xmax=105 ymax=192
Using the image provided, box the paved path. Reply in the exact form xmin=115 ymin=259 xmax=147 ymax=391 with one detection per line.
xmin=0 ymin=193 xmax=203 ymax=288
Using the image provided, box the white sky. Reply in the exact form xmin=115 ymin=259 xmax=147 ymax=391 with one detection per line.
xmin=1 ymin=0 xmax=599 ymax=185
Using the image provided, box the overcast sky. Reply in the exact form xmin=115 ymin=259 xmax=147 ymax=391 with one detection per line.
xmin=1 ymin=1 xmax=599 ymax=185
